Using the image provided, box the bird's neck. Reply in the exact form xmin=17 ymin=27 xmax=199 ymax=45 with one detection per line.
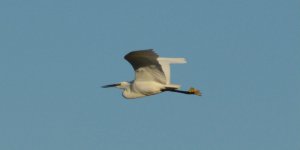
xmin=122 ymin=86 xmax=132 ymax=98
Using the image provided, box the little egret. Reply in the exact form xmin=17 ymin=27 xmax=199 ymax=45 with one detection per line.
xmin=102 ymin=49 xmax=201 ymax=99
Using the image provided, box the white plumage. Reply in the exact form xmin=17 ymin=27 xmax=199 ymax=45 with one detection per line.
xmin=102 ymin=49 xmax=201 ymax=99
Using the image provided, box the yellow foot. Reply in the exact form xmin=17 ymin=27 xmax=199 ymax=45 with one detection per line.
xmin=188 ymin=87 xmax=202 ymax=96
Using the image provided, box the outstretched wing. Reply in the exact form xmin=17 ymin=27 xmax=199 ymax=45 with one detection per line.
xmin=124 ymin=49 xmax=167 ymax=84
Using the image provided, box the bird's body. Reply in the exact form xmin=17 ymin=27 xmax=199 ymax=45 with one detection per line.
xmin=123 ymin=81 xmax=164 ymax=98
xmin=102 ymin=49 xmax=201 ymax=99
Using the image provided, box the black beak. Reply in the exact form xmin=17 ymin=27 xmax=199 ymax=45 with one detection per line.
xmin=102 ymin=83 xmax=120 ymax=88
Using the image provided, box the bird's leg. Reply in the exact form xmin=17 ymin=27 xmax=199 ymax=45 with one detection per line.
xmin=162 ymin=87 xmax=201 ymax=96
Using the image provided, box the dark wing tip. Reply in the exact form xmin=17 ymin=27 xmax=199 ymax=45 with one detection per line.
xmin=124 ymin=49 xmax=157 ymax=60
xmin=123 ymin=49 xmax=161 ymax=71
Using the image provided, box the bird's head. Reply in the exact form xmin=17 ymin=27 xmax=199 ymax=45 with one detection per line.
xmin=102 ymin=81 xmax=130 ymax=89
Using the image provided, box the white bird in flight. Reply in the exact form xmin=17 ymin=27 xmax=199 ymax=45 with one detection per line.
xmin=102 ymin=49 xmax=201 ymax=99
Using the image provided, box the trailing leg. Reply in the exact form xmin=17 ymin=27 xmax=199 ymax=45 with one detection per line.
xmin=162 ymin=87 xmax=201 ymax=96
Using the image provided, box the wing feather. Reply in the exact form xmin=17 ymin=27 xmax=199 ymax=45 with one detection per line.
xmin=124 ymin=49 xmax=167 ymax=84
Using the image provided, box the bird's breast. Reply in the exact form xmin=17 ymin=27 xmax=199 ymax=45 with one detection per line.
xmin=122 ymin=90 xmax=145 ymax=99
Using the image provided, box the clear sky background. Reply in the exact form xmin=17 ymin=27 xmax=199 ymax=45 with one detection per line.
xmin=0 ymin=0 xmax=299 ymax=149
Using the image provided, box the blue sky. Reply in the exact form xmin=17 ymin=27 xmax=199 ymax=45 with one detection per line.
xmin=0 ymin=0 xmax=299 ymax=149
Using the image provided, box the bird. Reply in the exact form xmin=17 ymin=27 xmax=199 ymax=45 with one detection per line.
xmin=102 ymin=49 xmax=201 ymax=99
